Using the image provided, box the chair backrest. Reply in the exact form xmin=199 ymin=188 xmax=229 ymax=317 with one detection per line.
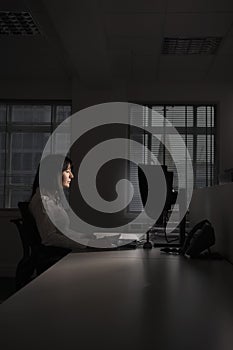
xmin=18 ymin=202 xmax=42 ymax=247
xmin=14 ymin=202 xmax=71 ymax=282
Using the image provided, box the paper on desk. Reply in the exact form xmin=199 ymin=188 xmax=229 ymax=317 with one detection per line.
xmin=94 ymin=232 xmax=144 ymax=241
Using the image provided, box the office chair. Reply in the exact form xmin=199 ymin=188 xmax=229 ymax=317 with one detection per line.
xmin=11 ymin=202 xmax=71 ymax=289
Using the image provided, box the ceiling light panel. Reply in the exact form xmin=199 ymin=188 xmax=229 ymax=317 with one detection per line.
xmin=162 ymin=37 xmax=222 ymax=55
xmin=0 ymin=11 xmax=40 ymax=36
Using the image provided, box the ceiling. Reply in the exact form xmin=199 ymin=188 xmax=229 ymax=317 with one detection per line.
xmin=1 ymin=0 xmax=233 ymax=88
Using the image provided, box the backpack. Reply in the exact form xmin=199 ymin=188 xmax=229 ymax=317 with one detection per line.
xmin=180 ymin=219 xmax=215 ymax=258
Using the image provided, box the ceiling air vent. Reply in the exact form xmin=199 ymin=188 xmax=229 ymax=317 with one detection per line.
xmin=162 ymin=37 xmax=222 ymax=55
xmin=0 ymin=11 xmax=40 ymax=36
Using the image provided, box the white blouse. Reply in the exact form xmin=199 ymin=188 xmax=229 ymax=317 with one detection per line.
xmin=29 ymin=188 xmax=88 ymax=250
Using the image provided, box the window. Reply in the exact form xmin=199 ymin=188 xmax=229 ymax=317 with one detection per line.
xmin=0 ymin=102 xmax=71 ymax=208
xmin=129 ymin=104 xmax=216 ymax=212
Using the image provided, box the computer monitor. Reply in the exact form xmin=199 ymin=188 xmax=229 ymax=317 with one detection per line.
xmin=138 ymin=164 xmax=175 ymax=220
xmin=137 ymin=164 xmax=178 ymax=248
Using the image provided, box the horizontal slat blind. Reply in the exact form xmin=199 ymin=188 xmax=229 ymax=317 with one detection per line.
xmin=0 ymin=102 xmax=72 ymax=208
xmin=128 ymin=104 xmax=147 ymax=212
xmin=196 ymin=106 xmax=215 ymax=187
xmin=129 ymin=104 xmax=216 ymax=212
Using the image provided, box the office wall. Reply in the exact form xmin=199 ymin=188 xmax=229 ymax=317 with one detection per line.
xmin=218 ymin=93 xmax=233 ymax=174
xmin=189 ymin=184 xmax=233 ymax=263
xmin=0 ymin=78 xmax=71 ymax=100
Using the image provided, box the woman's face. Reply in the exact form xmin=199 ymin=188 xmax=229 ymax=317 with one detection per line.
xmin=62 ymin=163 xmax=74 ymax=188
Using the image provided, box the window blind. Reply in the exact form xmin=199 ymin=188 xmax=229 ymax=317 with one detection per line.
xmin=129 ymin=104 xmax=216 ymax=212
xmin=0 ymin=102 xmax=71 ymax=208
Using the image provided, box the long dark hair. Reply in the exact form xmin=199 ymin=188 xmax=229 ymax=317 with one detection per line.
xmin=30 ymin=154 xmax=73 ymax=199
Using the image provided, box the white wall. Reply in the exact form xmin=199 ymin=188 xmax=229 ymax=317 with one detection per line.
xmin=189 ymin=184 xmax=233 ymax=263
xmin=218 ymin=92 xmax=233 ymax=173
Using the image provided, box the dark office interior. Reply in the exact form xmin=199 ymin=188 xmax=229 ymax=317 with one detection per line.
xmin=1 ymin=1 xmax=233 ymax=349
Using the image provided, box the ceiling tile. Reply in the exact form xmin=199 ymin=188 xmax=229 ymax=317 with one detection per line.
xmin=218 ymin=36 xmax=233 ymax=55
xmin=100 ymin=0 xmax=166 ymax=12
xmin=107 ymin=36 xmax=162 ymax=55
xmin=164 ymin=13 xmax=233 ymax=37
xmin=104 ymin=13 xmax=164 ymax=38
xmin=206 ymin=0 xmax=233 ymax=12
xmin=167 ymin=0 xmax=233 ymax=12
xmin=109 ymin=50 xmax=131 ymax=78
xmin=0 ymin=0 xmax=28 ymax=11
xmin=158 ymin=54 xmax=213 ymax=82
xmin=167 ymin=0 xmax=210 ymax=13
xmin=159 ymin=56 xmax=214 ymax=72
xmin=207 ymin=56 xmax=233 ymax=81
xmin=0 ymin=36 xmax=68 ymax=79
xmin=158 ymin=69 xmax=206 ymax=82
xmin=131 ymin=54 xmax=158 ymax=81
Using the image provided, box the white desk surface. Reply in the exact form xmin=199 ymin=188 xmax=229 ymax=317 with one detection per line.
xmin=1 ymin=248 xmax=233 ymax=350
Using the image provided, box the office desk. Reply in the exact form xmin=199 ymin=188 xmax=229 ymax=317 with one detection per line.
xmin=1 ymin=249 xmax=233 ymax=350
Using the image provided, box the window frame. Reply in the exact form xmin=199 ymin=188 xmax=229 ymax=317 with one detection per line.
xmin=127 ymin=102 xmax=217 ymax=213
xmin=0 ymin=100 xmax=72 ymax=208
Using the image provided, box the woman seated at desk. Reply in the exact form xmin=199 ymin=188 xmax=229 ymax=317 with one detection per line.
xmin=29 ymin=154 xmax=88 ymax=251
